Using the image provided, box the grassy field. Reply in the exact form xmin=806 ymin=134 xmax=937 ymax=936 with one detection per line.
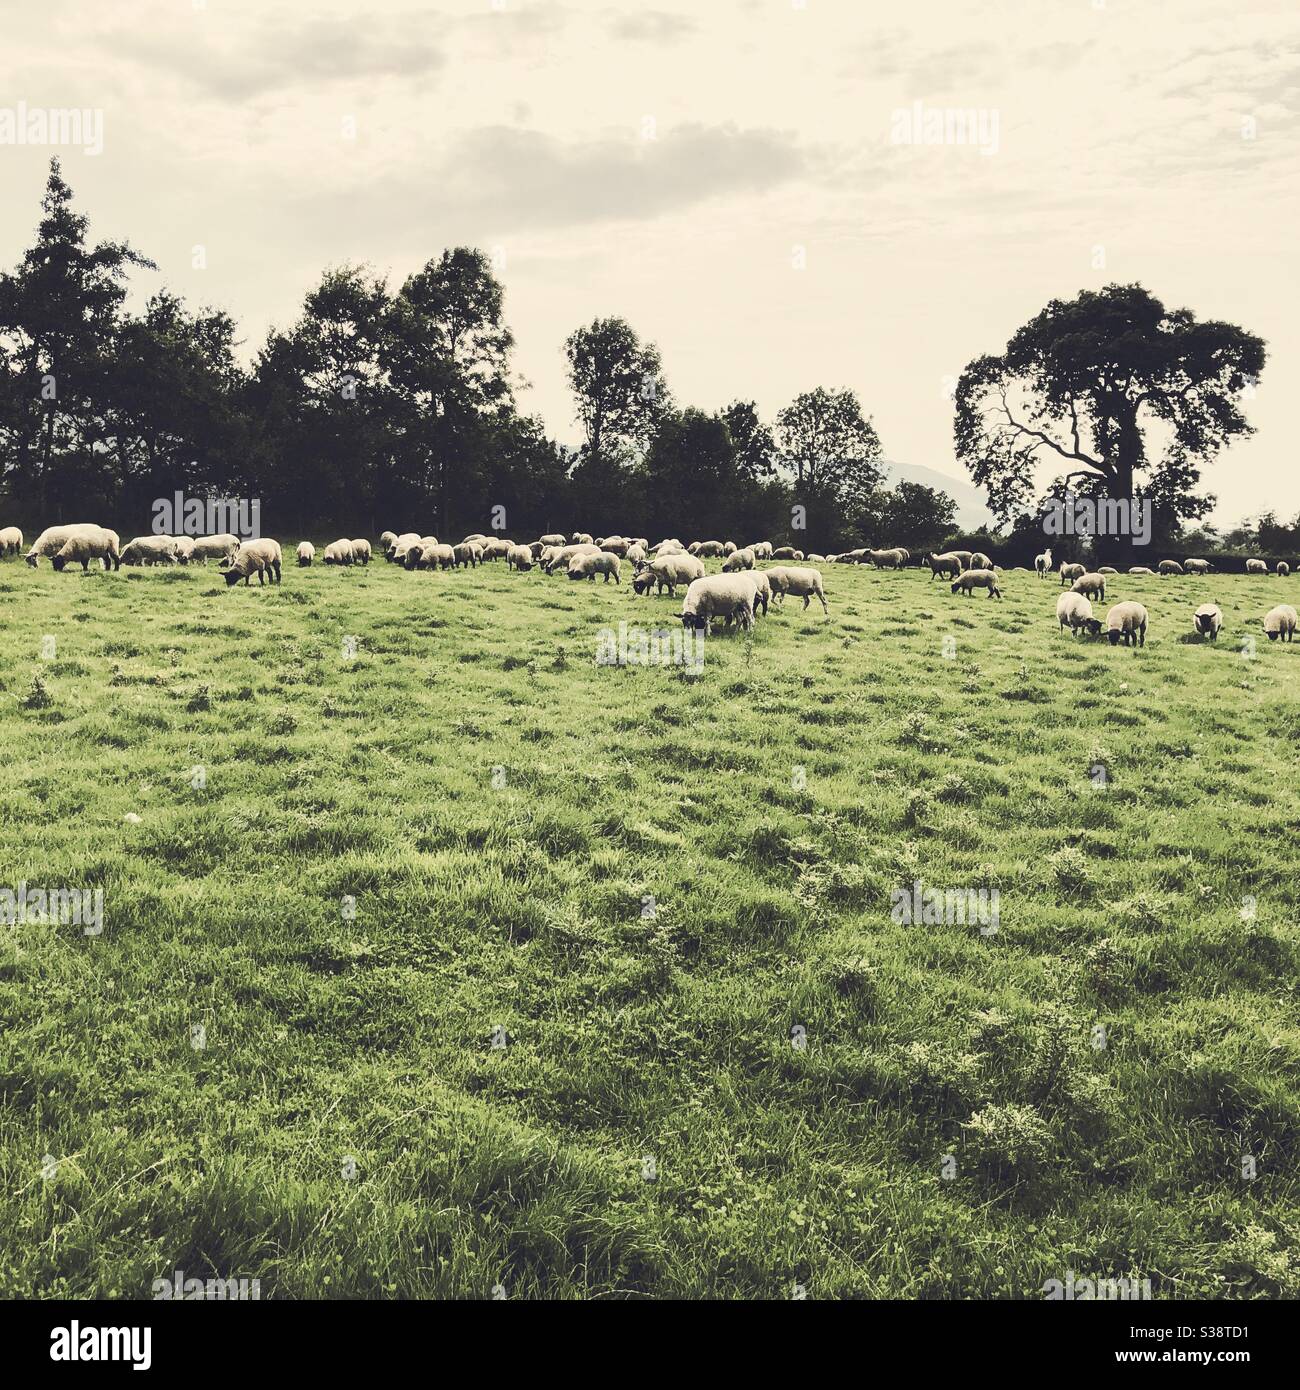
xmin=1 ymin=552 xmax=1298 ymax=1300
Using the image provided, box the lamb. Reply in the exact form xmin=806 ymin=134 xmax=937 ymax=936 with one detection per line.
xmin=1106 ymin=600 xmax=1148 ymax=647
xmin=1263 ymin=605 xmax=1298 ymax=642
xmin=1277 ymin=561 xmax=1291 ymax=577
xmin=765 ymin=565 xmax=829 ymax=614
xmin=538 ymin=533 xmax=567 ymax=547
xmin=1157 ymin=559 xmax=1184 ymax=575
xmin=120 ymin=535 xmax=180 ymax=566
xmin=351 ymin=539 xmax=372 ymax=565
xmin=1070 ymin=572 xmax=1106 ymax=600
xmin=1128 ymin=566 xmax=1154 ymax=576
xmin=632 ymin=552 xmax=705 ymax=596
xmin=722 ymin=547 xmax=755 ymax=572
xmin=568 ymin=551 xmax=621 ymax=583
xmin=322 ymin=539 xmax=355 ymax=566
xmin=223 ymin=538 xmax=283 ymax=587
xmin=1246 ymin=558 xmax=1267 ymax=575
xmin=1059 ymin=562 xmax=1086 ymax=585
xmin=952 ymin=568 xmax=1002 ymax=599
xmin=1034 ymin=547 xmax=1053 ymax=578
xmin=51 ymin=528 xmax=121 ymax=572
xmin=0 ymin=526 xmax=22 ymax=556
xmin=1193 ymin=603 xmax=1222 ymax=640
xmin=506 ymin=544 xmax=534 ymax=571
xmin=926 ymin=552 xmax=963 ymax=579
xmin=1183 ymin=558 xmax=1210 ymax=574
xmin=25 ymin=523 xmax=113 ymax=567
xmin=191 ymin=533 xmax=241 ymax=565
xmin=1057 ymin=592 xmax=1102 ymax=636
xmin=453 ymin=542 xmax=482 ymax=568
xmin=680 ymin=574 xmax=755 ymax=633
xmin=297 ymin=542 xmax=315 ymax=567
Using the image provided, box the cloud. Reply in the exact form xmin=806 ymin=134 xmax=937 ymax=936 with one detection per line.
xmin=606 ymin=11 xmax=698 ymax=45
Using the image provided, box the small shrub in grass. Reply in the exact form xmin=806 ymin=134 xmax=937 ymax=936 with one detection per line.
xmin=1215 ymin=1225 xmax=1299 ymax=1298
xmin=265 ymin=709 xmax=298 ymax=737
xmin=935 ymin=772 xmax=973 ymax=804
xmin=21 ymin=674 xmax=53 ymax=709
xmin=1049 ymin=844 xmax=1092 ymax=896
xmin=895 ymin=1041 xmax=985 ymax=1110
xmin=186 ymin=684 xmax=212 ymax=712
xmin=903 ymin=789 xmax=930 ymax=827
xmin=961 ymin=1102 xmax=1053 ymax=1179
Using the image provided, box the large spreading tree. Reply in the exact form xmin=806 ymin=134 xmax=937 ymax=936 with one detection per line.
xmin=954 ymin=283 xmax=1266 ymax=550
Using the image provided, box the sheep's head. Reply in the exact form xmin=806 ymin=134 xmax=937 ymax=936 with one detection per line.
xmin=1266 ymin=629 xmax=1280 ymax=641
xmin=950 ymin=579 xmax=962 ymax=593
xmin=1083 ymin=619 xmax=1103 ymax=636
xmin=1107 ymin=627 xmax=1122 ymax=645
xmin=681 ymin=612 xmax=706 ymax=630
xmin=223 ymin=567 xmax=244 ymax=587
xmin=51 ymin=554 xmax=68 ymax=572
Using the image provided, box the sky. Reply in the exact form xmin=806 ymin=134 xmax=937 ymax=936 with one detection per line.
xmin=2 ymin=0 xmax=1296 ymax=526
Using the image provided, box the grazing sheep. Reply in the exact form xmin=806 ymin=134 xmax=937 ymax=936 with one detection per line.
xmin=120 ymin=535 xmax=180 ymax=566
xmin=25 ymin=523 xmax=114 ymax=567
xmin=653 ymin=538 xmax=686 ymax=556
xmin=633 ymin=552 xmax=705 ymax=597
xmin=453 ymin=542 xmax=482 ymax=568
xmin=351 ymin=539 xmax=372 ymax=565
xmin=1098 ymin=566 xmax=1118 ymax=574
xmin=736 ymin=569 xmax=772 ymax=617
xmin=598 ymin=537 xmax=630 ymax=557
xmin=224 ymin=538 xmax=283 ymax=587
xmin=689 ymin=540 xmax=727 ymax=558
xmin=506 ymin=544 xmax=534 ymax=571
xmin=191 ymin=533 xmax=241 ymax=565
xmin=722 ymin=547 xmax=755 ymax=572
xmin=868 ymin=547 xmax=905 ymax=568
xmin=1277 ymin=561 xmax=1291 ymax=577
xmin=722 ymin=541 xmax=738 ymax=556
xmin=538 ymin=533 xmax=566 ymax=547
xmin=1263 ymin=605 xmax=1298 ymax=642
xmin=1035 ymin=547 xmax=1053 ymax=578
xmin=1057 ymin=592 xmax=1102 ymax=636
xmin=969 ymin=551 xmax=992 ymax=570
xmin=766 ymin=565 xmax=828 ymax=614
xmin=1106 ymin=600 xmax=1148 ymax=647
xmin=926 ymin=552 xmax=964 ymax=580
xmin=379 ymin=530 xmax=397 ymax=553
xmin=322 ymin=539 xmax=355 ymax=566
xmin=403 ymin=537 xmax=440 ymax=570
xmin=1071 ymin=572 xmax=1106 ymax=601
xmin=1245 ymin=558 xmax=1267 ymax=574
xmin=480 ymin=538 xmax=512 ymax=561
xmin=387 ymin=532 xmax=421 ymax=563
xmin=462 ymin=533 xmax=489 ymax=545
xmin=1059 ymin=562 xmax=1085 ymax=586
xmin=749 ymin=541 xmax=773 ymax=561
xmin=771 ymin=546 xmax=804 ymax=561
xmin=952 ymin=568 xmax=1002 ymax=599
xmin=568 ymin=551 xmax=621 ymax=583
xmin=51 ymin=528 xmax=121 ymax=572
xmin=1184 ymin=558 xmax=1210 ymax=574
xmin=297 ymin=542 xmax=315 ymax=567
xmin=0 ymin=525 xmax=22 ymax=556
xmin=1193 ymin=603 xmax=1222 ymax=640
xmin=543 ymin=542 xmax=599 ymax=574
xmin=571 ymin=532 xmax=593 ymax=545
xmin=172 ymin=536 xmax=195 ymax=565
xmin=625 ymin=542 xmax=648 ymax=566
xmin=680 ymin=574 xmax=755 ymax=633
xmin=1158 ymin=559 xmax=1184 ymax=575
xmin=895 ymin=548 xmax=911 ymax=565
xmin=1128 ymin=566 xmax=1154 ymax=576
xmin=426 ymin=543 xmax=456 ymax=570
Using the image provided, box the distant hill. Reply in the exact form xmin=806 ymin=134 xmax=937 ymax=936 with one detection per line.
xmin=881 ymin=458 xmax=999 ymax=533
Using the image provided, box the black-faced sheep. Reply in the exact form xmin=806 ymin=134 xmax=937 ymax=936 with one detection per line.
xmin=722 ymin=547 xmax=755 ymax=572
xmin=1059 ymin=562 xmax=1086 ymax=586
xmin=351 ymin=539 xmax=372 ymax=565
xmin=680 ymin=574 xmax=755 ymax=633
xmin=1158 ymin=559 xmax=1184 ymax=575
xmin=1193 ymin=603 xmax=1222 ymax=640
xmin=766 ymin=565 xmax=828 ymax=614
xmin=1106 ymin=600 xmax=1148 ymax=647
xmin=1035 ymin=548 xmax=1053 ymax=578
xmin=1071 ymin=572 xmax=1106 ymax=601
xmin=0 ymin=526 xmax=22 ymax=556
xmin=568 ymin=551 xmax=621 ymax=584
xmin=223 ymin=539 xmax=282 ymax=587
xmin=1263 ymin=605 xmax=1297 ymax=642
xmin=952 ymin=569 xmax=1002 ymax=599
xmin=1057 ymin=592 xmax=1101 ymax=636
xmin=51 ymin=528 xmax=121 ymax=572
xmin=121 ymin=535 xmax=180 ymax=566
xmin=322 ymin=539 xmax=355 ymax=566
xmin=191 ymin=533 xmax=241 ymax=565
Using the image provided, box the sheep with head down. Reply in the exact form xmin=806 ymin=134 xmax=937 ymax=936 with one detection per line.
xmin=952 ymin=569 xmax=1002 ymax=599
xmin=191 ymin=533 xmax=240 ymax=566
xmin=1070 ymin=572 xmax=1106 ymax=601
xmin=1106 ymin=600 xmax=1148 ymax=647
xmin=1059 ymin=562 xmax=1085 ymax=586
xmin=1246 ymin=558 xmax=1268 ymax=575
xmin=1158 ymin=559 xmax=1184 ymax=575
xmin=351 ymin=539 xmax=372 ymax=565
xmin=120 ymin=535 xmax=179 ymax=566
xmin=722 ymin=547 xmax=755 ymax=572
xmin=403 ymin=537 xmax=440 ymax=569
xmin=51 ymin=528 xmax=121 ymax=572
xmin=297 ymin=542 xmax=315 ymax=567
xmin=506 ymin=544 xmax=534 ymax=571
xmin=1263 ymin=605 xmax=1297 ymax=642
xmin=1183 ymin=558 xmax=1210 ymax=574
xmin=1057 ymin=592 xmax=1102 ymax=636
xmin=680 ymin=574 xmax=755 ymax=634
xmin=632 ymin=552 xmax=704 ymax=596
xmin=1277 ymin=561 xmax=1291 ymax=578
xmin=766 ymin=565 xmax=828 ymax=614
xmin=322 ymin=539 xmax=355 ymax=566
xmin=568 ymin=551 xmax=621 ymax=584
xmin=224 ymin=539 xmax=282 ymax=587
xmin=26 ymin=523 xmax=117 ymax=567
xmin=0 ymin=526 xmax=23 ymax=556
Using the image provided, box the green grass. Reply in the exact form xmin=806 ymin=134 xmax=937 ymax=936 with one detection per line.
xmin=1 ymin=555 xmax=1298 ymax=1300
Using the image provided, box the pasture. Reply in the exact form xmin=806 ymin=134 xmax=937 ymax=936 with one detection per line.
xmin=1 ymin=556 xmax=1297 ymax=1299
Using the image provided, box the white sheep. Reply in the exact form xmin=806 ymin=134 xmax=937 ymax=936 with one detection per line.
xmin=224 ymin=538 xmax=283 ymax=587
xmin=538 ymin=533 xmax=567 ymax=547
xmin=680 ymin=574 xmax=755 ymax=633
xmin=543 ymin=543 xmax=598 ymax=573
xmin=403 ymin=537 xmax=440 ymax=570
xmin=191 ymin=533 xmax=241 ymax=565
xmin=1034 ymin=547 xmax=1053 ymax=578
xmin=690 ymin=540 xmax=726 ymax=558
xmin=1070 ymin=572 xmax=1106 ymax=600
xmin=1106 ymin=600 xmax=1148 ymax=647
xmin=0 ymin=525 xmax=22 ymax=556
xmin=625 ymin=542 xmax=648 ymax=566
xmin=1183 ymin=558 xmax=1210 ymax=574
xmin=425 ymin=543 xmax=456 ymax=570
xmin=1059 ymin=562 xmax=1085 ymax=586
xmin=480 ymin=538 xmax=512 ymax=561
xmin=654 ymin=538 xmax=686 ymax=556
xmin=453 ymin=542 xmax=483 ymax=568
xmin=1192 ymin=603 xmax=1222 ymax=640
xmin=120 ymin=535 xmax=180 ymax=566
xmin=722 ymin=547 xmax=755 ymax=572
xmin=771 ymin=546 xmax=805 ymax=561
xmin=1098 ymin=565 xmax=1118 ymax=574
xmin=969 ymin=551 xmax=992 ymax=570
xmin=599 ymin=537 xmax=630 ymax=557
xmin=25 ymin=524 xmax=112 ymax=567
xmin=952 ymin=568 xmax=1002 ymax=599
xmin=1246 ymin=558 xmax=1267 ymax=575
xmin=351 ymin=539 xmax=372 ymax=565
xmin=571 ymin=532 xmax=594 ymax=545
xmin=766 ymin=565 xmax=828 ymax=614
xmin=736 ymin=569 xmax=772 ymax=617
xmin=749 ymin=541 xmax=773 ymax=560
xmin=297 ymin=542 xmax=315 ymax=567
xmin=868 ymin=548 xmax=905 ymax=568
xmin=1057 ymin=592 xmax=1101 ymax=636
xmin=927 ymin=552 xmax=963 ymax=579
xmin=1158 ymin=559 xmax=1184 ymax=575
xmin=1127 ymin=566 xmax=1155 ymax=576
xmin=172 ymin=536 xmax=195 ymax=564
xmin=632 ymin=552 xmax=705 ymax=596
xmin=379 ymin=530 xmax=398 ymax=553
xmin=51 ymin=528 xmax=120 ymax=572
xmin=506 ymin=544 xmax=534 ymax=571
xmin=568 ymin=551 xmax=621 ymax=583
xmin=1263 ymin=605 xmax=1297 ymax=642
xmin=388 ymin=532 xmax=422 ymax=563
xmin=1277 ymin=561 xmax=1291 ymax=578
xmin=322 ymin=539 xmax=355 ymax=566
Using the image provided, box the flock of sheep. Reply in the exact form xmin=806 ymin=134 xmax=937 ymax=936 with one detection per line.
xmin=7 ymin=522 xmax=1296 ymax=645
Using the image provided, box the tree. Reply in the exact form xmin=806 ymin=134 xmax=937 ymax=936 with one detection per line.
xmin=563 ymin=317 xmax=669 ymax=468
xmin=774 ymin=387 xmax=883 ymax=545
xmin=874 ymin=480 xmax=959 ymax=551
xmin=721 ymin=400 xmax=777 ymax=482
xmin=954 ymin=283 xmax=1266 ymax=551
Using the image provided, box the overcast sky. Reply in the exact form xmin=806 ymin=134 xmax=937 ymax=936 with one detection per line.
xmin=3 ymin=0 xmax=1296 ymax=525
